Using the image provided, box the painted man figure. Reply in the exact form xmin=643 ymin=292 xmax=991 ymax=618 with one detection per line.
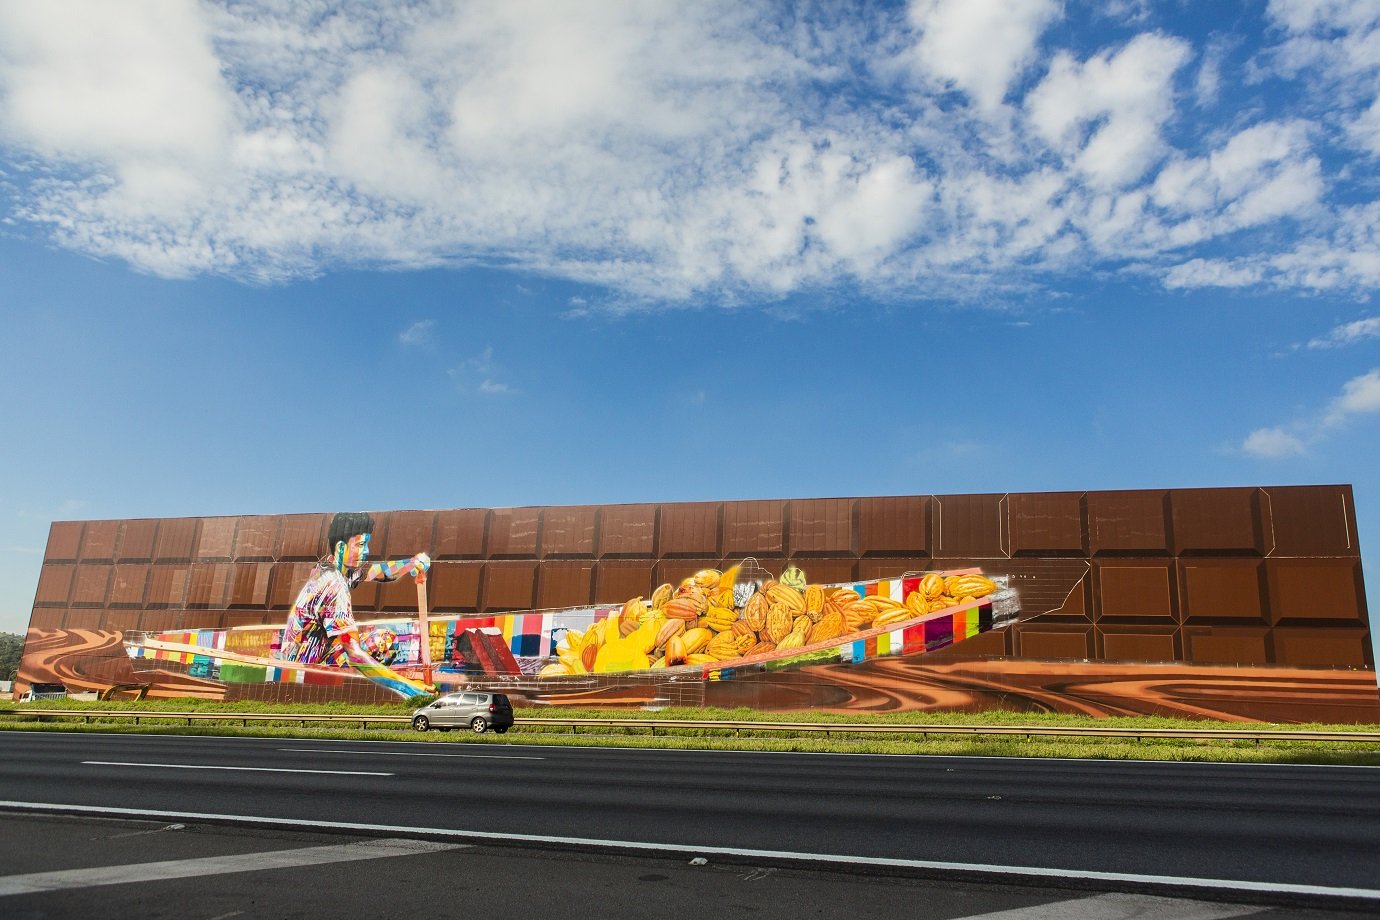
xmin=277 ymin=511 xmax=432 ymax=698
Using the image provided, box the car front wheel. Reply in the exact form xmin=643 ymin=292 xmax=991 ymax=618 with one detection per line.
xmin=412 ymin=715 xmax=430 ymax=732
xmin=470 ymin=716 xmax=488 ymax=734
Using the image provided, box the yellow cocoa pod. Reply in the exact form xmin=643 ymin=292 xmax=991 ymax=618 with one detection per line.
xmin=807 ymin=611 xmax=845 ymax=644
xmin=805 ymin=584 xmax=824 ymax=614
xmin=775 ymin=630 xmax=806 ymax=652
xmin=843 ymin=601 xmax=876 ymax=631
xmin=920 ymin=574 xmax=944 ymax=600
xmin=793 ymin=614 xmax=812 ymax=634
xmin=730 ymin=620 xmax=756 ymax=640
xmin=713 ymin=588 xmax=735 ymax=609
xmin=718 ymin=565 xmax=740 ymax=591
xmin=686 ymin=654 xmax=717 ymax=665
xmin=706 ymin=606 xmax=738 ymax=631
xmin=766 ymin=584 xmax=806 ymax=614
xmin=693 ymin=568 xmax=722 ymax=589
xmin=681 ymin=627 xmax=713 ymax=655
xmin=650 ymin=583 xmax=673 ymax=609
xmin=929 ymin=597 xmax=954 ymax=612
xmin=707 ymin=631 xmax=741 ymax=659
xmin=653 ymin=618 xmax=685 ymax=650
xmin=766 ymin=605 xmax=794 ymax=642
xmin=944 ymin=575 xmax=962 ymax=596
xmin=828 ymin=588 xmax=861 ymax=606
xmin=650 ymin=657 xmax=667 ymax=669
xmin=538 ymin=662 xmax=573 ymax=676
xmin=743 ymin=593 xmax=769 ymax=631
xmin=904 ymin=590 xmax=928 ymax=615
xmin=868 ymin=595 xmax=904 ymax=610
xmin=873 ymin=607 xmax=915 ymax=629
xmin=949 ymin=575 xmax=996 ymax=599
xmin=621 ymin=596 xmax=645 ymax=619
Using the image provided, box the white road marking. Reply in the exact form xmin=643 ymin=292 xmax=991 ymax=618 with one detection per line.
xmin=278 ymin=748 xmax=544 ymax=760
xmin=2 ymin=800 xmax=1375 ymax=904
xmin=956 ymin=891 xmax=1263 ymax=919
xmin=81 ymin=762 xmax=392 ymax=776
xmin=0 ymin=838 xmax=462 ymax=897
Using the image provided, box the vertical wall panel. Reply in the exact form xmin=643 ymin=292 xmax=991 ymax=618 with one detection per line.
xmin=70 ymin=565 xmax=112 ymax=606
xmin=1008 ymin=492 xmax=1085 ymax=555
xmin=594 ymin=561 xmax=657 ymax=604
xmin=487 ymin=508 xmax=541 ymax=558
xmin=1183 ymin=627 xmax=1270 ymax=665
xmin=540 ymin=506 xmax=597 ymax=558
xmin=723 ymin=500 xmax=786 ymax=557
xmin=788 ymin=498 xmax=854 ymax=555
xmin=1087 ymin=490 xmax=1169 ymax=555
xmin=229 ymin=563 xmax=272 ymax=608
xmin=46 ymin=521 xmax=84 ymax=562
xmin=1095 ymin=562 xmax=1177 ymax=620
xmin=1265 ymin=559 xmax=1362 ymax=623
xmin=1171 ymin=488 xmax=1264 ymax=555
xmin=187 ymin=563 xmax=232 ymax=608
xmin=276 ymin=514 xmax=327 ymax=561
xmin=935 ymin=493 xmax=1005 ymax=558
xmin=537 ymin=561 xmax=595 ymax=608
xmin=482 ymin=561 xmax=539 ymax=610
xmin=374 ymin=510 xmax=436 ymax=558
xmin=597 ymin=504 xmax=657 ymax=557
xmin=858 ymin=496 xmax=929 ymax=556
xmin=1264 ymin=485 xmax=1357 ymax=557
xmin=108 ymin=564 xmax=150 ymax=607
xmin=429 ymin=562 xmax=482 ymax=612
xmin=196 ymin=517 xmax=237 ymax=561
xmin=34 ymin=564 xmax=74 ymax=606
xmin=117 ymin=520 xmax=158 ymax=562
xmin=79 ymin=521 xmax=120 ymax=562
xmin=433 ymin=509 xmax=488 ymax=559
xmin=658 ymin=502 xmax=720 ymax=556
xmin=233 ymin=516 xmax=280 ymax=561
xmin=146 ymin=565 xmax=191 ymax=608
xmin=1179 ymin=560 xmax=1266 ymax=622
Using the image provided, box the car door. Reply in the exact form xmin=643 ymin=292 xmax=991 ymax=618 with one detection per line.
xmin=433 ymin=694 xmax=465 ymax=727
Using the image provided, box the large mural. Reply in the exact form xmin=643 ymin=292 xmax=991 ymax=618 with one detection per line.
xmin=16 ymin=487 xmax=1380 ymax=722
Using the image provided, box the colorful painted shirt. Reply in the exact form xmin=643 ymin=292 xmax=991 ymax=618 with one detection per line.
xmin=278 ymin=564 xmax=355 ymax=665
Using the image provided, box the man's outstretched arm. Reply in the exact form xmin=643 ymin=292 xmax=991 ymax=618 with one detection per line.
xmin=336 ymin=631 xmax=434 ymax=698
xmin=364 ymin=552 xmax=431 ymax=583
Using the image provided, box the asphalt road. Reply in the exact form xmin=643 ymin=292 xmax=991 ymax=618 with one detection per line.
xmin=2 ymin=731 xmax=1378 ymax=909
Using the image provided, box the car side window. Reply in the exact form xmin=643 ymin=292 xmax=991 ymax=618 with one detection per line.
xmin=460 ymin=693 xmax=480 ymax=704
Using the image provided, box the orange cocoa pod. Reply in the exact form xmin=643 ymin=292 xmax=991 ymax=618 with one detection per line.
xmin=766 ymin=605 xmax=794 ymax=642
xmin=807 ymin=611 xmax=845 ymax=644
xmin=743 ymin=593 xmax=769 ymax=631
xmin=664 ymin=634 xmax=688 ymax=665
xmin=730 ymin=620 xmax=757 ymax=640
xmin=662 ymin=597 xmax=699 ymax=621
xmin=920 ymin=574 xmax=944 ymax=600
xmin=745 ymin=640 xmax=776 ymax=657
xmin=804 ymin=584 xmax=824 ymax=614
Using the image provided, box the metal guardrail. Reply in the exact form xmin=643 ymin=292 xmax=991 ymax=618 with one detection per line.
xmin=1 ymin=709 xmax=1378 ymax=743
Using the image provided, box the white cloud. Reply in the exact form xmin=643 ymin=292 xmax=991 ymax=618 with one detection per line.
xmin=1162 ymin=258 xmax=1263 ymax=289
xmin=0 ymin=2 xmax=1377 ymax=302
xmin=906 ymin=0 xmax=1060 ymax=111
xmin=1242 ymin=426 xmax=1307 ymax=458
xmin=449 ymin=346 xmax=514 ymax=396
xmin=1308 ymin=317 xmax=1380 ymax=348
xmin=1025 ymin=33 xmax=1191 ymax=189
xmin=1323 ymin=367 xmax=1380 ymax=427
xmin=1241 ymin=367 xmax=1380 ymax=457
xmin=399 ymin=320 xmax=434 ymax=346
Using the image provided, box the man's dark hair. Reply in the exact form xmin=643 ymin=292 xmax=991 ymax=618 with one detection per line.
xmin=327 ymin=512 xmax=376 ymax=551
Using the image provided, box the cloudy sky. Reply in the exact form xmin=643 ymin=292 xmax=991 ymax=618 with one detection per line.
xmin=1 ymin=1 xmax=1378 ymax=648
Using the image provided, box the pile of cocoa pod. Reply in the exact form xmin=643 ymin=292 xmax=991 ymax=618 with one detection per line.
xmin=538 ymin=566 xmax=997 ymax=676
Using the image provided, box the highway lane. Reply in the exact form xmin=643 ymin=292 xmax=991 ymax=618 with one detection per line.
xmin=2 ymin=731 xmax=1378 ymax=901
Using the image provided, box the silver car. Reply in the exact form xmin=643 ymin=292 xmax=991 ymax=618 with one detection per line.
xmin=412 ymin=691 xmax=514 ymax=734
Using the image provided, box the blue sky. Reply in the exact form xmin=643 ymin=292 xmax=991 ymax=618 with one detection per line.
xmin=1 ymin=1 xmax=1379 ymax=649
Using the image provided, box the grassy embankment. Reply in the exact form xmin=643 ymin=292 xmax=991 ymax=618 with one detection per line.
xmin=2 ymin=698 xmax=1378 ymax=765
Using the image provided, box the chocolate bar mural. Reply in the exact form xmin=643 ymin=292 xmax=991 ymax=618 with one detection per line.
xmin=16 ymin=486 xmax=1380 ymax=722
